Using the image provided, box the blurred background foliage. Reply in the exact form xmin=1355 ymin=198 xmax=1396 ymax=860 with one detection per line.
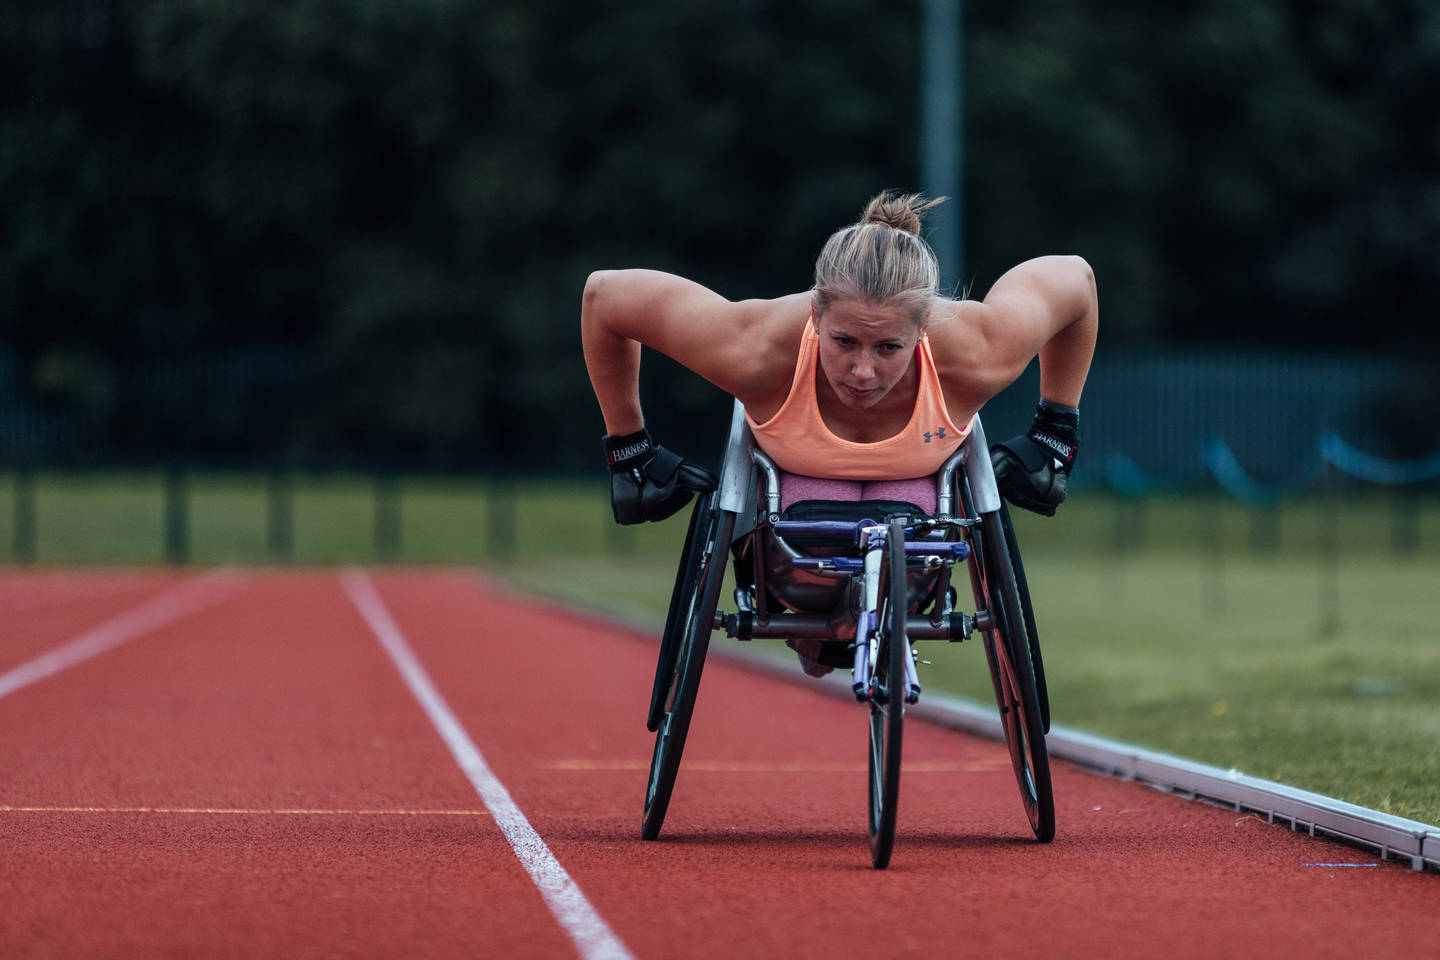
xmin=2 ymin=0 xmax=1438 ymax=470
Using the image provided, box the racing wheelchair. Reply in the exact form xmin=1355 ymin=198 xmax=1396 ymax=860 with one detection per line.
xmin=641 ymin=400 xmax=1054 ymax=868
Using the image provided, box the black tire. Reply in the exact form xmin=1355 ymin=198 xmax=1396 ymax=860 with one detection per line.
xmin=964 ymin=490 xmax=1054 ymax=842
xmin=641 ymin=498 xmax=735 ymax=841
xmin=648 ymin=492 xmax=711 ymax=733
xmin=867 ymin=518 xmax=908 ymax=868
xmin=999 ymin=501 xmax=1050 ymax=734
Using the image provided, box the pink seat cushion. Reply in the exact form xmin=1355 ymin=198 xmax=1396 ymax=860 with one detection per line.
xmin=861 ymin=478 xmax=938 ymax=514
xmin=775 ymin=476 xmax=861 ymax=510
xmin=775 ymin=472 xmax=936 ymax=514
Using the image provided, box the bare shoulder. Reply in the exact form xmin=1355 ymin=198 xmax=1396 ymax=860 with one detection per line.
xmin=583 ymin=269 xmax=810 ymax=406
xmin=923 ymin=298 xmax=1022 ymax=411
xmin=728 ymin=294 xmax=812 ymax=409
xmin=982 ymin=255 xmax=1095 ymax=324
xmin=926 ymin=256 xmax=1096 ymax=409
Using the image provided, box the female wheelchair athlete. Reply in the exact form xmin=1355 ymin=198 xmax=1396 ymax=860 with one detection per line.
xmin=642 ymin=400 xmax=1054 ymax=868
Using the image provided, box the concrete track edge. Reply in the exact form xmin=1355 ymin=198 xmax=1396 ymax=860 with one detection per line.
xmin=910 ymin=689 xmax=1440 ymax=874
xmin=482 ymin=579 xmax=1439 ymax=875
xmin=706 ymin=643 xmax=1440 ymax=874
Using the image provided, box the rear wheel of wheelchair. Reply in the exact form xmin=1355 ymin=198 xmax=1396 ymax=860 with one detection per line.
xmin=867 ymin=518 xmax=908 ymax=868
xmin=966 ymin=505 xmax=1055 ymax=843
xmin=641 ymin=496 xmax=735 ymax=841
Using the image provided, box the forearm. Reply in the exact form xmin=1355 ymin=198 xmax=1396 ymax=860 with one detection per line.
xmin=1037 ymin=258 xmax=1098 ymax=409
xmin=581 ymin=271 xmax=645 ymax=435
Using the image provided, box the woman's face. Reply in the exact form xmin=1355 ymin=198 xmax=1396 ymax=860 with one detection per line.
xmin=814 ymin=299 xmax=922 ymax=411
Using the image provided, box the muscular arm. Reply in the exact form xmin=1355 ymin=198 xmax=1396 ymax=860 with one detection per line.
xmin=956 ymin=256 xmax=1097 ymax=516
xmin=936 ymin=255 xmax=1097 ymax=409
xmin=581 ymin=272 xmax=647 ymax=434
xmin=581 ymin=269 xmax=803 ymax=434
xmin=986 ymin=255 xmax=1098 ymax=406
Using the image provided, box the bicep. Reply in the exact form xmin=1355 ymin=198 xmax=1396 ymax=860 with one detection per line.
xmin=979 ymin=256 xmax=1093 ymax=368
xmin=929 ymin=258 xmax=1093 ymax=407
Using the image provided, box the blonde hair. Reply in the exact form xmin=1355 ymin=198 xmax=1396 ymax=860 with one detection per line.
xmin=812 ymin=191 xmax=947 ymax=327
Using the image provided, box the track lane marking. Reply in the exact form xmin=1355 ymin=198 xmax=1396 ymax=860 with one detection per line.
xmin=340 ymin=569 xmax=634 ymax=960
xmin=0 ymin=569 xmax=245 ymax=702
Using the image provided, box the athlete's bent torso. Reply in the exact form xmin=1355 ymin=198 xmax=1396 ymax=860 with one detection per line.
xmin=746 ymin=316 xmax=972 ymax=481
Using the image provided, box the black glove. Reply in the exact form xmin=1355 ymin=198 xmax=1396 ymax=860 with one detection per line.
xmin=990 ymin=399 xmax=1079 ymax=517
xmin=604 ymin=428 xmax=718 ymax=525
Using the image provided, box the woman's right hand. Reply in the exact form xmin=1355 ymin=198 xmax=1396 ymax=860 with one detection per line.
xmin=604 ymin=429 xmax=717 ymax=524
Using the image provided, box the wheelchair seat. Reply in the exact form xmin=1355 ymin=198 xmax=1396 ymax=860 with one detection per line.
xmin=641 ymin=399 xmax=1055 ymax=856
xmin=731 ymin=467 xmax=957 ymax=625
xmin=770 ymin=472 xmax=938 ymax=516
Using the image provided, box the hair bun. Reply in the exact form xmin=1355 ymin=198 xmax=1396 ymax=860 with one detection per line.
xmin=861 ymin=191 xmax=946 ymax=237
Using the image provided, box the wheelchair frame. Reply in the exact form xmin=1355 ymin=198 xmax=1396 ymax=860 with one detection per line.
xmin=642 ymin=400 xmax=1054 ymax=868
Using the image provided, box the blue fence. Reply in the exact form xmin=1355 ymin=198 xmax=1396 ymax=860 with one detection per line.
xmin=0 ymin=346 xmax=311 ymax=465
xmin=2 ymin=344 xmax=1438 ymax=490
xmin=983 ymin=348 xmax=1439 ymax=501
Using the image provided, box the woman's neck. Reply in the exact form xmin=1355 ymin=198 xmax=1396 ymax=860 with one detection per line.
xmin=813 ymin=358 xmax=920 ymax=443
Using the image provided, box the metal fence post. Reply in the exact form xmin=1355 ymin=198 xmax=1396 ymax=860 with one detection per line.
xmin=487 ymin=476 xmax=515 ymax=561
xmin=374 ymin=473 xmax=402 ymax=560
xmin=13 ymin=467 xmax=36 ymax=564
xmin=1318 ymin=471 xmax=1340 ymax=638
xmin=1203 ymin=497 xmax=1225 ymax=615
xmin=267 ymin=471 xmax=293 ymax=561
xmin=164 ymin=467 xmax=189 ymax=565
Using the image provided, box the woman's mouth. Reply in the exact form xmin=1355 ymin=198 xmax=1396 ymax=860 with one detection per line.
xmin=844 ymin=385 xmax=877 ymax=401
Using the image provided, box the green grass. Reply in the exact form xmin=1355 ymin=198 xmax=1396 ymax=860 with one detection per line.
xmin=497 ymin=548 xmax=1440 ymax=824
xmin=934 ymin=552 xmax=1440 ymax=823
xmin=0 ymin=471 xmax=675 ymax=566
xmin=2 ymin=470 xmax=1438 ymax=823
xmin=17 ymin=472 xmax=171 ymax=564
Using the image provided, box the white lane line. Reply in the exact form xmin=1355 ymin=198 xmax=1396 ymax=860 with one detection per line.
xmin=339 ymin=570 xmax=634 ymax=960
xmin=0 ymin=569 xmax=245 ymax=702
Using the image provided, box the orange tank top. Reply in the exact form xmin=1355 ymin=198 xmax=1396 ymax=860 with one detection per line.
xmin=745 ymin=318 xmax=972 ymax=481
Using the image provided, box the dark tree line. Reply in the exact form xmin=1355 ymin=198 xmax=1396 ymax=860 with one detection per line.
xmin=2 ymin=0 xmax=1437 ymax=468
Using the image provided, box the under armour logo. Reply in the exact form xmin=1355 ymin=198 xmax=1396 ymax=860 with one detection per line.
xmin=923 ymin=427 xmax=947 ymax=443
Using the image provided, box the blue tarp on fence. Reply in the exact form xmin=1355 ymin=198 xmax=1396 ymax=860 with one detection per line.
xmin=1 ymin=344 xmax=1436 ymax=486
xmin=983 ymin=348 xmax=1432 ymax=494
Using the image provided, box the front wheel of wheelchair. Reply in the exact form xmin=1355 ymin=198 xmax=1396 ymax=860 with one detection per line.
xmin=641 ymin=494 xmax=735 ymax=841
xmin=967 ymin=507 xmax=1055 ymax=843
xmin=867 ymin=518 xmax=908 ymax=868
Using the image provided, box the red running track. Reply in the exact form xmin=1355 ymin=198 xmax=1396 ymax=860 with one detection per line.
xmin=0 ymin=568 xmax=1435 ymax=959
